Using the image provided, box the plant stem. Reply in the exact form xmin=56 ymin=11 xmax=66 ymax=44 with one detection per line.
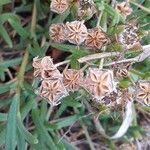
xmin=16 ymin=1 xmax=36 ymax=96
xmin=129 ymin=0 xmax=150 ymax=14
xmin=74 ymin=108 xmax=96 ymax=150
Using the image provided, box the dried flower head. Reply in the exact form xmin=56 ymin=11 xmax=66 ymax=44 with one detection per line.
xmin=83 ymin=68 xmax=116 ymax=101
xmin=41 ymin=56 xmax=56 ymax=71
xmin=32 ymin=56 xmax=42 ymax=77
xmin=49 ymin=23 xmax=66 ymax=43
xmin=113 ymin=62 xmax=132 ymax=78
xmin=65 ymin=20 xmax=87 ymax=45
xmin=136 ymin=80 xmax=150 ymax=106
xmin=84 ymin=27 xmax=109 ymax=50
xmin=115 ymin=2 xmax=132 ymax=16
xmin=63 ymin=69 xmax=83 ymax=92
xmin=118 ymin=23 xmax=140 ymax=50
xmin=50 ymin=0 xmax=69 ymax=14
xmin=39 ymin=79 xmax=68 ymax=106
xmin=41 ymin=69 xmax=62 ymax=80
xmin=32 ymin=56 xmax=58 ymax=78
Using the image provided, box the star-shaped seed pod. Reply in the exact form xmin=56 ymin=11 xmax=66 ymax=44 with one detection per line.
xmin=50 ymin=0 xmax=69 ymax=14
xmin=32 ymin=56 xmax=61 ymax=79
xmin=41 ymin=56 xmax=56 ymax=70
xmin=84 ymin=27 xmax=109 ymax=50
xmin=136 ymin=80 xmax=150 ymax=106
xmin=32 ymin=57 xmax=42 ymax=77
xmin=49 ymin=23 xmax=66 ymax=43
xmin=83 ymin=68 xmax=116 ymax=101
xmin=63 ymin=69 xmax=83 ymax=92
xmin=115 ymin=2 xmax=132 ymax=17
xmin=65 ymin=20 xmax=87 ymax=45
xmin=38 ymin=79 xmax=68 ymax=106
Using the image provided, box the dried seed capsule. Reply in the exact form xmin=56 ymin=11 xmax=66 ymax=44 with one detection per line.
xmin=50 ymin=0 xmax=69 ymax=14
xmin=32 ymin=57 xmax=42 ymax=77
xmin=84 ymin=27 xmax=109 ymax=50
xmin=41 ymin=56 xmax=56 ymax=71
xmin=118 ymin=23 xmax=140 ymax=50
xmin=136 ymin=80 xmax=150 ymax=106
xmin=39 ymin=79 xmax=68 ymax=106
xmin=115 ymin=2 xmax=132 ymax=17
xmin=49 ymin=23 xmax=66 ymax=43
xmin=65 ymin=20 xmax=87 ymax=45
xmin=63 ymin=69 xmax=83 ymax=92
xmin=83 ymin=68 xmax=116 ymax=101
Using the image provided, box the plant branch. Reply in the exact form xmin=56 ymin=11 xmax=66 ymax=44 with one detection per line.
xmin=129 ymin=0 xmax=150 ymax=14
xmin=55 ymin=44 xmax=150 ymax=68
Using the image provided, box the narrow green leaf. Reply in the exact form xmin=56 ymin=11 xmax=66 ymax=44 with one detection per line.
xmin=0 ymin=113 xmax=7 ymax=122
xmin=0 ymin=57 xmax=22 ymax=68
xmin=17 ymin=129 xmax=26 ymax=150
xmin=0 ymin=23 xmax=12 ymax=48
xmin=0 ymin=0 xmax=11 ymax=6
xmin=17 ymin=113 xmax=38 ymax=145
xmin=5 ymin=96 xmax=18 ymax=150
xmin=8 ymin=18 xmax=29 ymax=39
xmin=0 ymin=82 xmax=16 ymax=94
xmin=32 ymin=109 xmax=58 ymax=150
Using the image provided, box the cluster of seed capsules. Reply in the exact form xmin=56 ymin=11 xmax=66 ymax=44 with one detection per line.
xmin=32 ymin=1 xmax=150 ymax=106
xmin=32 ymin=56 xmax=150 ymax=107
xmin=49 ymin=21 xmax=109 ymax=50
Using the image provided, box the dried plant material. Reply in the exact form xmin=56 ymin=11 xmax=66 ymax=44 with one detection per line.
xmin=41 ymin=69 xmax=62 ymax=80
xmin=136 ymin=80 xmax=150 ymax=106
xmin=118 ymin=23 xmax=140 ymax=50
xmin=32 ymin=56 xmax=57 ymax=78
xmin=115 ymin=2 xmax=132 ymax=16
xmin=49 ymin=23 xmax=66 ymax=43
xmin=50 ymin=0 xmax=69 ymax=14
xmin=32 ymin=56 xmax=42 ymax=77
xmin=101 ymin=91 xmax=118 ymax=107
xmin=77 ymin=4 xmax=97 ymax=20
xmin=84 ymin=27 xmax=109 ymax=50
xmin=113 ymin=62 xmax=132 ymax=78
xmin=79 ymin=0 xmax=93 ymax=10
xmin=65 ymin=20 xmax=87 ymax=45
xmin=39 ymin=79 xmax=68 ymax=106
xmin=117 ymin=143 xmax=136 ymax=150
xmin=63 ymin=69 xmax=83 ymax=92
xmin=116 ymin=88 xmax=134 ymax=107
xmin=41 ymin=56 xmax=56 ymax=71
xmin=83 ymin=68 xmax=116 ymax=101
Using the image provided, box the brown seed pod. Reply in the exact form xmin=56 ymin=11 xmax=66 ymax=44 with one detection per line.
xmin=32 ymin=56 xmax=57 ymax=78
xmin=113 ymin=62 xmax=132 ymax=78
xmin=117 ymin=143 xmax=136 ymax=150
xmin=84 ymin=27 xmax=109 ymax=50
xmin=115 ymin=2 xmax=132 ymax=16
xmin=41 ymin=56 xmax=56 ymax=71
xmin=39 ymin=79 xmax=68 ymax=106
xmin=65 ymin=20 xmax=88 ymax=45
xmin=32 ymin=57 xmax=42 ymax=77
xmin=83 ymin=68 xmax=117 ymax=101
xmin=136 ymin=80 xmax=150 ymax=106
xmin=41 ymin=69 xmax=62 ymax=80
xmin=63 ymin=69 xmax=83 ymax=92
xmin=49 ymin=23 xmax=66 ymax=43
xmin=118 ymin=23 xmax=141 ymax=50
xmin=50 ymin=0 xmax=69 ymax=14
